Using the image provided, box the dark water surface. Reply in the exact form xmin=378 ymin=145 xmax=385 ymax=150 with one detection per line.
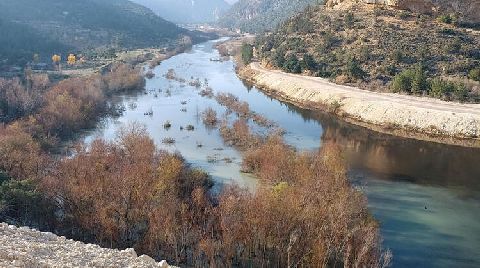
xmin=85 ymin=39 xmax=480 ymax=268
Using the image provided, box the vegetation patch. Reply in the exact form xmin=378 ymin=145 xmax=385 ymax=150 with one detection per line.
xmin=255 ymin=3 xmax=480 ymax=102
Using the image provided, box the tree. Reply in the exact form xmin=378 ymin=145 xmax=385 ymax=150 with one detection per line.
xmin=391 ymin=69 xmax=414 ymax=93
xmin=468 ymin=68 xmax=480 ymax=82
xmin=0 ymin=179 xmax=54 ymax=227
xmin=452 ymin=82 xmax=468 ymax=101
xmin=67 ymin=54 xmax=76 ymax=65
xmin=345 ymin=57 xmax=366 ymax=80
xmin=52 ymin=54 xmax=61 ymax=71
xmin=241 ymin=43 xmax=254 ymax=65
xmin=391 ymin=65 xmax=427 ymax=94
xmin=33 ymin=53 xmax=40 ymax=64
xmin=272 ymin=49 xmax=286 ymax=68
xmin=283 ymin=54 xmax=302 ymax=74
xmin=411 ymin=65 xmax=428 ymax=94
xmin=429 ymin=78 xmax=453 ymax=98
xmin=302 ymin=53 xmax=317 ymax=71
xmin=52 ymin=54 xmax=61 ymax=64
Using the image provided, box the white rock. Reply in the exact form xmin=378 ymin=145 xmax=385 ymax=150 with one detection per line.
xmin=0 ymin=223 xmax=170 ymax=268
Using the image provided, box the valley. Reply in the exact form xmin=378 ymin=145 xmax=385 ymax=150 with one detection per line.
xmin=0 ymin=0 xmax=479 ymax=267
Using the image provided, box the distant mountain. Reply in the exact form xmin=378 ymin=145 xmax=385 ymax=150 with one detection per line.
xmin=218 ymin=0 xmax=322 ymax=33
xmin=130 ymin=0 xmax=231 ymax=24
xmin=0 ymin=0 xmax=197 ymax=67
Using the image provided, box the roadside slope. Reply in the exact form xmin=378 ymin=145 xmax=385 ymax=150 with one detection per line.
xmin=242 ymin=63 xmax=480 ymax=146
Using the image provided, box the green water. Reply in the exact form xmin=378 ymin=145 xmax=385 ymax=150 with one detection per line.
xmin=84 ymin=39 xmax=480 ymax=268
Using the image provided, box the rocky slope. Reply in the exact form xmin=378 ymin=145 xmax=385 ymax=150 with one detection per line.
xmin=255 ymin=0 xmax=480 ymax=102
xmin=0 ymin=223 xmax=174 ymax=268
xmin=218 ymin=0 xmax=322 ymax=33
xmin=326 ymin=0 xmax=480 ymax=24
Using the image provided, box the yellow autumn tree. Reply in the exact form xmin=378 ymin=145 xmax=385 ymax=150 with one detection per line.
xmin=52 ymin=54 xmax=61 ymax=64
xmin=67 ymin=54 xmax=76 ymax=65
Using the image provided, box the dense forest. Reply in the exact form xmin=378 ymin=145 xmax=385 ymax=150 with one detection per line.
xmin=0 ymin=0 xmax=210 ymax=68
xmin=254 ymin=1 xmax=480 ymax=102
xmin=218 ymin=0 xmax=322 ymax=33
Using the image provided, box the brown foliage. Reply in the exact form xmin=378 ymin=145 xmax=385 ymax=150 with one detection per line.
xmin=201 ymin=107 xmax=218 ymax=127
xmin=0 ymin=63 xmax=145 ymax=145
xmin=0 ymin=78 xmax=45 ymax=122
xmin=35 ymin=75 xmax=106 ymax=138
xmin=215 ymin=92 xmax=250 ymax=117
xmin=217 ymin=141 xmax=391 ymax=267
xmin=103 ymin=63 xmax=145 ymax=94
xmin=0 ymin=124 xmax=48 ymax=181
xmin=45 ymin=125 xmax=214 ymax=261
xmin=220 ymin=119 xmax=261 ymax=150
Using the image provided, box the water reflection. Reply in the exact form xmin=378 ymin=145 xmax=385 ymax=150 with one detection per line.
xmin=269 ymin=100 xmax=480 ymax=191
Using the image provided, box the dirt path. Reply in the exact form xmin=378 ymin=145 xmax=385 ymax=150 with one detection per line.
xmin=245 ymin=63 xmax=480 ymax=146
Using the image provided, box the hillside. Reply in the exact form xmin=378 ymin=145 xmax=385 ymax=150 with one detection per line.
xmin=0 ymin=0 xmax=197 ymax=68
xmin=255 ymin=0 xmax=480 ymax=102
xmin=0 ymin=223 xmax=174 ymax=267
xmin=0 ymin=19 xmax=71 ymax=68
xmin=130 ymin=0 xmax=230 ymax=24
xmin=218 ymin=0 xmax=322 ymax=33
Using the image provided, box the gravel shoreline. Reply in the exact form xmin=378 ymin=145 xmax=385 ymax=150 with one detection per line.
xmin=239 ymin=63 xmax=480 ymax=147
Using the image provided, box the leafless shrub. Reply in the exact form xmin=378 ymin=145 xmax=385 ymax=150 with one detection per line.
xmin=202 ymin=107 xmax=218 ymax=127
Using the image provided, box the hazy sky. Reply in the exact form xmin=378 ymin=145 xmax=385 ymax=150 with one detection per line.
xmin=225 ymin=0 xmax=238 ymax=4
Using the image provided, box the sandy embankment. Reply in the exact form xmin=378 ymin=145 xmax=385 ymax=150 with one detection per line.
xmin=240 ymin=63 xmax=480 ymax=147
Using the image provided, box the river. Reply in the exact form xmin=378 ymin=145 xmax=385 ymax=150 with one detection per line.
xmin=84 ymin=39 xmax=480 ymax=268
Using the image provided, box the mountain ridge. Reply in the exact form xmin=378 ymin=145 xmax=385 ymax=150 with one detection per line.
xmin=0 ymin=0 xmax=200 ymax=68
xmin=130 ymin=0 xmax=231 ymax=23
xmin=218 ymin=0 xmax=322 ymax=33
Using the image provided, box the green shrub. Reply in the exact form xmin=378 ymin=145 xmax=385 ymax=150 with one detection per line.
xmin=283 ymin=54 xmax=302 ymax=73
xmin=397 ymin=11 xmax=410 ymax=20
xmin=272 ymin=49 xmax=286 ymax=68
xmin=437 ymin=14 xmax=455 ymax=24
xmin=0 ymin=179 xmax=53 ymax=226
xmin=345 ymin=58 xmax=366 ymax=80
xmin=391 ymin=70 xmax=413 ymax=93
xmin=411 ymin=65 xmax=428 ymax=94
xmin=452 ymin=82 xmax=468 ymax=101
xmin=302 ymin=53 xmax=317 ymax=71
xmin=241 ymin=43 xmax=254 ymax=65
xmin=344 ymin=12 xmax=355 ymax=28
xmin=468 ymin=68 xmax=480 ymax=81
xmin=391 ymin=49 xmax=404 ymax=63
xmin=391 ymin=65 xmax=427 ymax=94
xmin=429 ymin=78 xmax=453 ymax=98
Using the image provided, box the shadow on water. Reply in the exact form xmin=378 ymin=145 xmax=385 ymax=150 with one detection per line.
xmin=281 ymin=101 xmax=480 ymax=194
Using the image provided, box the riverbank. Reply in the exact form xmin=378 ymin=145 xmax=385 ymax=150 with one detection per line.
xmin=238 ymin=63 xmax=480 ymax=148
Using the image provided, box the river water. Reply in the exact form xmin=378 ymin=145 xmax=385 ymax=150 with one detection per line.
xmin=85 ymin=39 xmax=480 ymax=268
